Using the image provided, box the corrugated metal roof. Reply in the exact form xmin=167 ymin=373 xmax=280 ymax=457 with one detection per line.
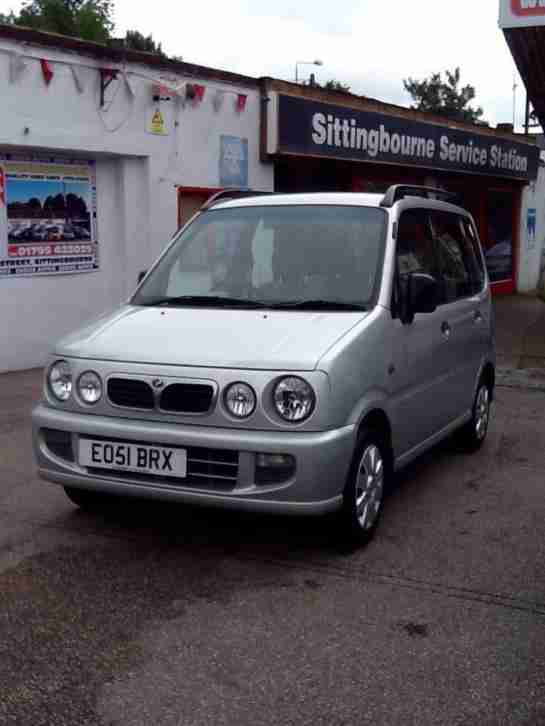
xmin=504 ymin=27 xmax=545 ymax=129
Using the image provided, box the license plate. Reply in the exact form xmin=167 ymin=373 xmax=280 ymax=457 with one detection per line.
xmin=79 ymin=439 xmax=187 ymax=478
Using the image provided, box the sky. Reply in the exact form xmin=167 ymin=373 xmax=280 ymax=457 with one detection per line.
xmin=0 ymin=0 xmax=528 ymax=130
xmin=7 ymin=179 xmax=90 ymax=203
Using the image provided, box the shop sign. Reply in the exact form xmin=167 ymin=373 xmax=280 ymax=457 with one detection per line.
xmin=0 ymin=156 xmax=98 ymax=278
xmin=499 ymin=0 xmax=545 ymax=29
xmin=275 ymin=95 xmax=539 ymax=181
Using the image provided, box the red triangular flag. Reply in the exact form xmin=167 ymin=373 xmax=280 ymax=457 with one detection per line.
xmin=40 ymin=59 xmax=54 ymax=86
xmin=236 ymin=93 xmax=247 ymax=112
xmin=193 ymin=84 xmax=205 ymax=102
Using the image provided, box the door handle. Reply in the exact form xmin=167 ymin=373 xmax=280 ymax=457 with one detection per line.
xmin=473 ymin=310 xmax=483 ymax=324
xmin=441 ymin=321 xmax=451 ymax=339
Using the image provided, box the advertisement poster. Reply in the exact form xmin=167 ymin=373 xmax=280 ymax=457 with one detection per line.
xmin=219 ymin=136 xmax=248 ymax=188
xmin=0 ymin=157 xmax=98 ymax=278
xmin=527 ymin=207 xmax=537 ymax=250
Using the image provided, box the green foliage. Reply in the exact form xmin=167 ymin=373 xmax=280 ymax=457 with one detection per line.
xmin=0 ymin=10 xmax=18 ymax=23
xmin=323 ymin=79 xmax=351 ymax=93
xmin=9 ymin=0 xmax=114 ymax=42
xmin=305 ymin=77 xmax=352 ymax=94
xmin=124 ymin=29 xmax=165 ymax=56
xmin=403 ymin=67 xmax=483 ymax=124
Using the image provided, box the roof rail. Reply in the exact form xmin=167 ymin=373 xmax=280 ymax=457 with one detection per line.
xmin=380 ymin=185 xmax=459 ymax=208
xmin=201 ymin=189 xmax=275 ymax=210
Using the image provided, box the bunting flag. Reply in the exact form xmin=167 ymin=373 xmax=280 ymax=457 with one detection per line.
xmin=40 ymin=59 xmax=54 ymax=86
xmin=236 ymin=93 xmax=247 ymax=113
xmin=70 ymin=64 xmax=86 ymax=94
xmin=186 ymin=83 xmax=205 ymax=104
xmin=9 ymin=51 xmax=27 ymax=84
xmin=4 ymin=49 xmax=254 ymax=122
xmin=213 ymin=89 xmax=225 ymax=112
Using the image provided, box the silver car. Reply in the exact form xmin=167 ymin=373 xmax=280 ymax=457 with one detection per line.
xmin=32 ymin=185 xmax=495 ymax=546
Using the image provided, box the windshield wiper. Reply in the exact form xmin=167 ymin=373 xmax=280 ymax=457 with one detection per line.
xmin=264 ymin=300 xmax=368 ymax=311
xmin=139 ymin=295 xmax=268 ymax=309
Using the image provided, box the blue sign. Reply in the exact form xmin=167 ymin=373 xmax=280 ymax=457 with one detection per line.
xmin=220 ymin=136 xmax=248 ymax=187
xmin=276 ymin=94 xmax=539 ymax=181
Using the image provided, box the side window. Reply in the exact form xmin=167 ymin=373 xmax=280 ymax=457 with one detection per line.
xmin=429 ymin=211 xmax=475 ymax=303
xmin=396 ymin=209 xmax=438 ymax=277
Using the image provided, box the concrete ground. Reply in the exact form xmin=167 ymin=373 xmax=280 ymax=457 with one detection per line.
xmin=1 ymin=297 xmax=545 ymax=725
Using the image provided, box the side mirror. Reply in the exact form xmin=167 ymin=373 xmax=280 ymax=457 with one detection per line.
xmin=137 ymin=270 xmax=148 ymax=284
xmin=402 ymin=272 xmax=438 ymax=323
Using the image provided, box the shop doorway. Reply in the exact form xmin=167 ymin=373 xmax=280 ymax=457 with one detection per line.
xmin=177 ymin=187 xmax=221 ymax=228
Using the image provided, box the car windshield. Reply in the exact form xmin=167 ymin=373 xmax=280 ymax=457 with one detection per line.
xmin=132 ymin=204 xmax=386 ymax=310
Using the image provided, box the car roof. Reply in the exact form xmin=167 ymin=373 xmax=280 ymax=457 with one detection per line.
xmin=210 ymin=193 xmax=384 ymax=210
xmin=209 ymin=192 xmax=471 ymax=217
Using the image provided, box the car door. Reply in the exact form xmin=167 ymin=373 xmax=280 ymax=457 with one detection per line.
xmin=428 ymin=210 xmax=487 ymax=425
xmin=391 ymin=207 xmax=457 ymax=456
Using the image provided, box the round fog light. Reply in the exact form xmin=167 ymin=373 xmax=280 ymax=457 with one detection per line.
xmin=224 ymin=382 xmax=256 ymax=418
xmin=77 ymin=371 xmax=103 ymax=404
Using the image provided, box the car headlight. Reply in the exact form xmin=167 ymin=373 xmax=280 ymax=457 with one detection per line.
xmin=48 ymin=360 xmax=72 ymax=402
xmin=224 ymin=382 xmax=256 ymax=418
xmin=77 ymin=371 xmax=103 ymax=405
xmin=273 ymin=377 xmax=315 ymax=423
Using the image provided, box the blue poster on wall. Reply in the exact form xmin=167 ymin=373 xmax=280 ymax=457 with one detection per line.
xmin=219 ymin=136 xmax=248 ymax=188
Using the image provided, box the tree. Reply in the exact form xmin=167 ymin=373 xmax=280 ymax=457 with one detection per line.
xmin=323 ymin=79 xmax=351 ymax=94
xmin=9 ymin=0 xmax=114 ymax=43
xmin=27 ymin=197 xmax=43 ymax=217
xmin=306 ymin=77 xmax=352 ymax=94
xmin=66 ymin=192 xmax=88 ymax=218
xmin=0 ymin=10 xmax=17 ymax=23
xmin=403 ymin=67 xmax=483 ymax=124
xmin=124 ymin=29 xmax=165 ymax=56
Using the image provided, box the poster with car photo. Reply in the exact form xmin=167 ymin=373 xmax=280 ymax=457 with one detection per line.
xmin=0 ymin=157 xmax=98 ymax=277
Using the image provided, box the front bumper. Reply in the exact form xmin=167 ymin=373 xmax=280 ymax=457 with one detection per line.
xmin=32 ymin=403 xmax=356 ymax=516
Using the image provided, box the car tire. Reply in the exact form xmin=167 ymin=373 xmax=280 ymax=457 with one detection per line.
xmin=63 ymin=486 xmax=117 ymax=512
xmin=338 ymin=428 xmax=390 ymax=548
xmin=458 ymin=377 xmax=492 ymax=452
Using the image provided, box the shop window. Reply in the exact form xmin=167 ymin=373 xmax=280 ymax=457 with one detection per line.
xmin=483 ymin=191 xmax=515 ymax=284
xmin=177 ymin=187 xmax=221 ymax=228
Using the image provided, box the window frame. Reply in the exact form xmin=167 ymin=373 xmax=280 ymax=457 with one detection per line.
xmin=391 ymin=206 xmax=487 ymax=318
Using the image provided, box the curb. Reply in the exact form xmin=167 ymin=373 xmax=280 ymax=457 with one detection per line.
xmin=497 ymin=367 xmax=545 ymax=392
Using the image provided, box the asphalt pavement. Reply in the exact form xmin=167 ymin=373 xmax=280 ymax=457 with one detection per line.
xmin=1 ymin=299 xmax=545 ymax=725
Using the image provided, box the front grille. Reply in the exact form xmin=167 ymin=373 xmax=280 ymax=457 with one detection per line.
xmin=108 ymin=378 xmax=154 ymax=410
xmin=160 ymin=383 xmax=214 ymax=414
xmin=43 ymin=428 xmax=74 ymax=462
xmin=84 ymin=437 xmax=239 ymax=491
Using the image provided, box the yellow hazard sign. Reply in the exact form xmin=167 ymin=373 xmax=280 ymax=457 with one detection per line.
xmin=148 ymin=108 xmax=168 ymax=136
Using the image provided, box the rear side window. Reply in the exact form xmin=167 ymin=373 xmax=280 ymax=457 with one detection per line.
xmin=429 ymin=211 xmax=483 ymax=302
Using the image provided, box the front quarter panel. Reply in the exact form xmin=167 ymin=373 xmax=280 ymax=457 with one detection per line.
xmin=316 ymin=306 xmax=397 ymax=432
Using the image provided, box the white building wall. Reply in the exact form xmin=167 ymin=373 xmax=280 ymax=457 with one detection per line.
xmin=517 ymin=158 xmax=545 ymax=293
xmin=0 ymin=37 xmax=273 ymax=372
